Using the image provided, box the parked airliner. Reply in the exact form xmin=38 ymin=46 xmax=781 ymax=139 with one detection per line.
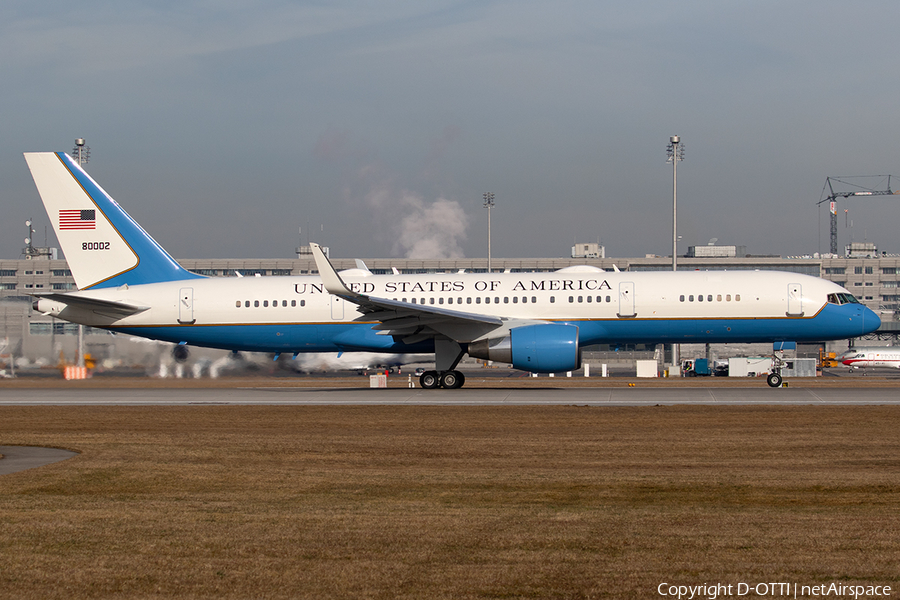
xmin=24 ymin=151 xmax=880 ymax=388
xmin=839 ymin=347 xmax=900 ymax=370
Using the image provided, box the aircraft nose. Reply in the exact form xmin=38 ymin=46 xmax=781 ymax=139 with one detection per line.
xmin=865 ymin=306 xmax=882 ymax=332
xmin=857 ymin=305 xmax=881 ymax=337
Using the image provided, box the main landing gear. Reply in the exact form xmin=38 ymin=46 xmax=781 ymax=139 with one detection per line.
xmin=419 ymin=338 xmax=468 ymax=389
xmin=419 ymin=370 xmax=466 ymax=389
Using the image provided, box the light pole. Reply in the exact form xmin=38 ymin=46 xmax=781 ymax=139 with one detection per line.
xmin=666 ymin=136 xmax=684 ymax=271
xmin=483 ymin=192 xmax=495 ymax=273
xmin=73 ymin=138 xmax=90 ymax=165
xmin=71 ymin=138 xmax=90 ymax=369
xmin=666 ymin=136 xmax=684 ymax=373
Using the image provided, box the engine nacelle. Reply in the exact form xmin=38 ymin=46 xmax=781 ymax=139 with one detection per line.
xmin=468 ymin=323 xmax=581 ymax=373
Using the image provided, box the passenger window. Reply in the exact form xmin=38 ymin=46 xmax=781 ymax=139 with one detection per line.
xmin=447 ymin=298 xmax=453 ymax=304
xmin=532 ymin=297 xmax=537 ymax=303
xmin=550 ymin=296 xmax=555 ymax=303
xmin=485 ymin=297 xmax=490 ymax=304
xmin=429 ymin=298 xmax=434 ymax=305
xmin=726 ymin=294 xmax=731 ymax=301
xmin=254 ymin=300 xmax=260 ymax=307
xmin=245 ymin=301 xmax=250 ymax=307
xmin=291 ymin=300 xmax=296 ymax=307
xmin=586 ymin=296 xmax=592 ymax=303
xmin=263 ymin=300 xmax=268 ymax=307
xmin=282 ymin=300 xmax=287 ymax=307
xmin=512 ymin=297 xmax=518 ymax=303
xmin=717 ymin=295 xmax=722 ymax=302
xmin=569 ymin=296 xmax=574 ymax=303
xmin=680 ymin=295 xmax=685 ymax=302
xmin=505 ymin=297 xmax=510 ymax=304
xmin=606 ymin=296 xmax=611 ymax=303
xmin=707 ymin=295 xmax=712 ymax=302
xmin=467 ymin=298 xmax=472 ymax=304
xmin=698 ymin=295 xmax=703 ymax=302
xmin=578 ymin=296 xmax=583 ymax=303
xmin=689 ymin=295 xmax=694 ymax=302
xmin=735 ymin=294 xmax=741 ymax=301
xmin=235 ymin=301 xmax=241 ymax=307
xmin=300 ymin=300 xmax=306 ymax=307
xmin=476 ymin=297 xmax=481 ymax=304
xmin=458 ymin=298 xmax=463 ymax=304
xmin=438 ymin=297 xmax=444 ymax=305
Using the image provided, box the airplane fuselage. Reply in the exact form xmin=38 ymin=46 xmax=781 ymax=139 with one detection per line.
xmin=36 ymin=269 xmax=877 ymax=354
xmin=840 ymin=348 xmax=900 ymax=370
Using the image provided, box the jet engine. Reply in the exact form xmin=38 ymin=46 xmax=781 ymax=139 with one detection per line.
xmin=468 ymin=323 xmax=580 ymax=373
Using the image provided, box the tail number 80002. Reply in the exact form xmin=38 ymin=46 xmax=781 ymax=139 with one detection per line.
xmin=82 ymin=241 xmax=110 ymax=250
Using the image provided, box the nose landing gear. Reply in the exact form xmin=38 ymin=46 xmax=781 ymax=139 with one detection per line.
xmin=767 ymin=348 xmax=787 ymax=387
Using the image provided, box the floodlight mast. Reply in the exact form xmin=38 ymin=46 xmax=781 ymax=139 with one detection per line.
xmin=817 ymin=175 xmax=898 ymax=255
xmin=72 ymin=138 xmax=90 ymax=166
xmin=483 ymin=192 xmax=495 ymax=273
xmin=666 ymin=136 xmax=685 ymax=373
xmin=70 ymin=138 xmax=91 ymax=369
xmin=667 ymin=136 xmax=684 ymax=272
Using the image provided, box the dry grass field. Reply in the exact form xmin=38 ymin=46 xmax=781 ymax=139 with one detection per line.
xmin=2 ymin=403 xmax=900 ymax=599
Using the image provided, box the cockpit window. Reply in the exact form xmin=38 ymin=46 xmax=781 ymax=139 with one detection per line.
xmin=827 ymin=292 xmax=862 ymax=305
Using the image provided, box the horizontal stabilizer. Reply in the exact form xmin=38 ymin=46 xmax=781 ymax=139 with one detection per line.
xmin=32 ymin=293 xmax=149 ymax=318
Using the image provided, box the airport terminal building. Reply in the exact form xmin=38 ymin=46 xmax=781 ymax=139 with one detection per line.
xmin=2 ymin=250 xmax=899 ymax=367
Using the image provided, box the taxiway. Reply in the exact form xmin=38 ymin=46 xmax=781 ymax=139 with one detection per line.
xmin=1 ymin=386 xmax=899 ymax=405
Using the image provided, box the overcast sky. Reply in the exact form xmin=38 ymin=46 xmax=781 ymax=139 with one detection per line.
xmin=3 ymin=1 xmax=899 ymax=262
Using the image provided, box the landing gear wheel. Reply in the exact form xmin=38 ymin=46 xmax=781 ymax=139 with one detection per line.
xmin=766 ymin=372 xmax=783 ymax=388
xmin=420 ymin=371 xmax=440 ymax=389
xmin=440 ymin=370 xmax=465 ymax=389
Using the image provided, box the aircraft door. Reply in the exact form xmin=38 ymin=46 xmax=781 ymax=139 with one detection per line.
xmin=787 ymin=283 xmax=803 ymax=317
xmin=178 ymin=287 xmax=195 ymax=324
xmin=331 ymin=296 xmax=344 ymax=320
xmin=617 ymin=282 xmax=636 ymax=318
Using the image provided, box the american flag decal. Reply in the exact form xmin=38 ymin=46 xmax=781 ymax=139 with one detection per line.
xmin=59 ymin=209 xmax=96 ymax=230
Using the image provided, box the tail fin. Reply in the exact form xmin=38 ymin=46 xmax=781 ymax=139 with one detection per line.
xmin=24 ymin=152 xmax=202 ymax=290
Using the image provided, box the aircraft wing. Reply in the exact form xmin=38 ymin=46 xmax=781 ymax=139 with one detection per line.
xmin=311 ymin=243 xmax=516 ymax=344
xmin=32 ymin=293 xmax=150 ymax=318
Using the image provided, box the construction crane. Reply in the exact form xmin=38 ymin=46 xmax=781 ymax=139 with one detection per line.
xmin=817 ymin=175 xmax=899 ymax=255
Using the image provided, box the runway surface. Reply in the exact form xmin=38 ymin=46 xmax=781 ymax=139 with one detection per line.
xmin=1 ymin=386 xmax=899 ymax=405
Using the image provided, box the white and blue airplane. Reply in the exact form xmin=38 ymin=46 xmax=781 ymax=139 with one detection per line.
xmin=25 ymin=151 xmax=880 ymax=388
